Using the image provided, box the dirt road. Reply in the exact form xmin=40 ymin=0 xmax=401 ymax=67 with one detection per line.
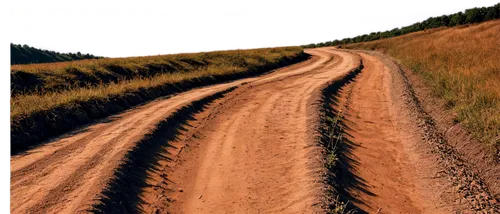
xmin=11 ymin=48 xmax=497 ymax=213
xmin=10 ymin=48 xmax=353 ymax=213
xmin=331 ymin=53 xmax=453 ymax=213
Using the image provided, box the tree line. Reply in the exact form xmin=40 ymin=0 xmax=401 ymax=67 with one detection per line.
xmin=303 ymin=3 xmax=500 ymax=48
xmin=11 ymin=43 xmax=102 ymax=65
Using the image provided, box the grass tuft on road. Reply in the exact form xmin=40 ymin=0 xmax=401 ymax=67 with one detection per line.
xmin=346 ymin=20 xmax=500 ymax=148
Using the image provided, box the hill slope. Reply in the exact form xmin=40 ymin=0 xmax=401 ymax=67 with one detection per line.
xmin=304 ymin=3 xmax=500 ymax=48
xmin=11 ymin=43 xmax=102 ymax=65
xmin=346 ymin=20 xmax=500 ymax=148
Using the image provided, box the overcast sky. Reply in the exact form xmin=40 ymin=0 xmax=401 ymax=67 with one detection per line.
xmin=9 ymin=0 xmax=499 ymax=57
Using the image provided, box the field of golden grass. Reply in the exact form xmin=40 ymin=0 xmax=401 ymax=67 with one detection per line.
xmin=11 ymin=47 xmax=304 ymax=120
xmin=346 ymin=20 xmax=500 ymax=147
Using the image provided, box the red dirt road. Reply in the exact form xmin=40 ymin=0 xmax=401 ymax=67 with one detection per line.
xmin=333 ymin=52 xmax=456 ymax=213
xmin=11 ymin=48 xmax=492 ymax=213
xmin=10 ymin=48 xmax=351 ymax=213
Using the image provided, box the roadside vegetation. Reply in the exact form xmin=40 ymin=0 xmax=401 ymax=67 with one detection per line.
xmin=11 ymin=43 xmax=102 ymax=65
xmin=11 ymin=47 xmax=304 ymax=119
xmin=346 ymin=20 xmax=500 ymax=149
xmin=320 ymin=61 xmax=363 ymax=214
xmin=11 ymin=47 xmax=307 ymax=153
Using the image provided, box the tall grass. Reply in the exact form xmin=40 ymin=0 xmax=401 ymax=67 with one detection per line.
xmin=11 ymin=47 xmax=304 ymax=121
xmin=346 ymin=20 xmax=500 ymax=147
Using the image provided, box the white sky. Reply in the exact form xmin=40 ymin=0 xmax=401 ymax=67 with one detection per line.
xmin=9 ymin=0 xmax=499 ymax=57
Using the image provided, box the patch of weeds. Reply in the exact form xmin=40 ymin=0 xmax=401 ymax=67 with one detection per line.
xmin=329 ymin=196 xmax=356 ymax=214
xmin=325 ymin=110 xmax=356 ymax=213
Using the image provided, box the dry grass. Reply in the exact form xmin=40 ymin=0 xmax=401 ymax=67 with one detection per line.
xmin=346 ymin=20 xmax=500 ymax=147
xmin=11 ymin=47 xmax=301 ymax=94
xmin=11 ymin=47 xmax=304 ymax=120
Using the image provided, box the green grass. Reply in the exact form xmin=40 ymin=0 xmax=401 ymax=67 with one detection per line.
xmin=346 ymin=20 xmax=500 ymax=148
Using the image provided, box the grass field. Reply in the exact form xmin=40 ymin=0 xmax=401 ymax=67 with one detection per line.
xmin=346 ymin=20 xmax=500 ymax=148
xmin=11 ymin=47 xmax=304 ymax=120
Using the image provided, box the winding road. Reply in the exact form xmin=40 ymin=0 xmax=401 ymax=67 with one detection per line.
xmin=11 ymin=48 xmax=492 ymax=213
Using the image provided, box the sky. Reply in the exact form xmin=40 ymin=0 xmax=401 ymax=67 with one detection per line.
xmin=9 ymin=0 xmax=500 ymax=57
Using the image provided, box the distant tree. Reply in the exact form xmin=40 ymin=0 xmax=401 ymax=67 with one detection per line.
xmin=362 ymin=35 xmax=368 ymax=42
xmin=485 ymin=6 xmax=498 ymax=20
xmin=449 ymin=12 xmax=466 ymax=26
xmin=496 ymin=3 xmax=500 ymax=17
xmin=389 ymin=28 xmax=401 ymax=37
xmin=434 ymin=15 xmax=443 ymax=27
xmin=10 ymin=43 xmax=102 ymax=65
xmin=439 ymin=15 xmax=450 ymax=26
xmin=424 ymin=17 xmax=444 ymax=29
xmin=413 ymin=22 xmax=424 ymax=31
xmin=465 ymin=8 xmax=483 ymax=23
xmin=379 ymin=31 xmax=389 ymax=39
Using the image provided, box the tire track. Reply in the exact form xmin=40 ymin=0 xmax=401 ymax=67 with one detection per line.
xmin=91 ymin=87 xmax=238 ymax=213
xmin=162 ymin=49 xmax=359 ymax=213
